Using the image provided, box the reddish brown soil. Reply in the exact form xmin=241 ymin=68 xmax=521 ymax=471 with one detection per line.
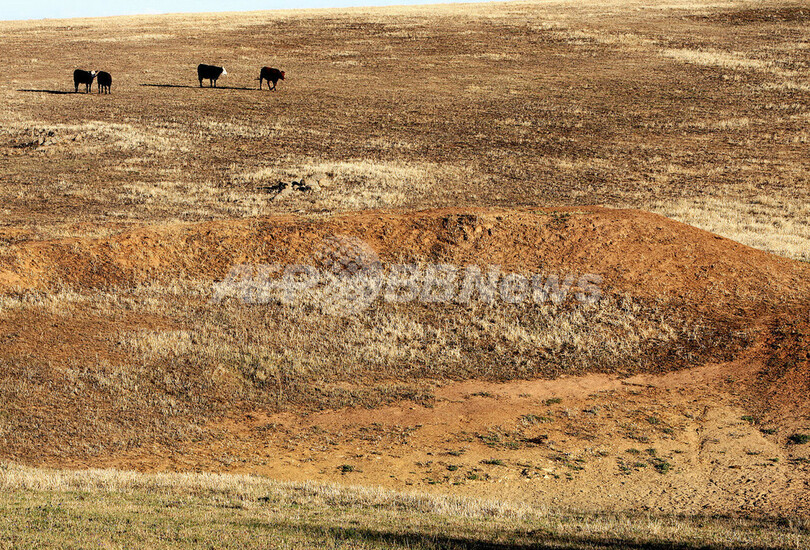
xmin=2 ymin=207 xmax=807 ymax=312
xmin=1 ymin=207 xmax=809 ymax=516
xmin=64 ymin=343 xmax=810 ymax=517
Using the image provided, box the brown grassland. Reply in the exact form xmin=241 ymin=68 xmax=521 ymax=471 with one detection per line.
xmin=0 ymin=0 xmax=809 ymax=547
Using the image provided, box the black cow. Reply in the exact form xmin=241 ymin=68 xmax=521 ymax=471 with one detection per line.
xmin=197 ymin=64 xmax=227 ymax=87
xmin=97 ymin=71 xmax=112 ymax=94
xmin=258 ymin=67 xmax=285 ymax=91
xmin=73 ymin=69 xmax=97 ymax=93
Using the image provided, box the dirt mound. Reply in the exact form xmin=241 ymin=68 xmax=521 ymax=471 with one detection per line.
xmin=1 ymin=208 xmax=809 ymax=516
xmin=1 ymin=207 xmax=808 ymax=316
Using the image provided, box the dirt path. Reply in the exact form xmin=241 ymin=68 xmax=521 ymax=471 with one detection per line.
xmin=65 ymin=342 xmax=808 ymax=517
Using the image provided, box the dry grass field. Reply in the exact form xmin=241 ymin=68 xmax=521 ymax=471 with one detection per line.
xmin=0 ymin=0 xmax=808 ymax=259
xmin=1 ymin=463 xmax=809 ymax=549
xmin=1 ymin=0 xmax=810 ymax=546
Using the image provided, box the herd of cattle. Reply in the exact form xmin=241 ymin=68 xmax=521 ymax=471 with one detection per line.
xmin=72 ymin=64 xmax=285 ymax=94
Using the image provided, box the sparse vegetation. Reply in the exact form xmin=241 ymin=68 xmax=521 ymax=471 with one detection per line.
xmin=653 ymin=459 xmax=673 ymax=474
xmin=788 ymin=434 xmax=810 ymax=445
xmin=520 ymin=414 xmax=553 ymax=425
xmin=469 ymin=391 xmax=496 ymax=399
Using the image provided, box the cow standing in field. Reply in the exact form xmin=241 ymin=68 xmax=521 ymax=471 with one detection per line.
xmin=258 ymin=67 xmax=285 ymax=90
xmin=197 ymin=64 xmax=227 ymax=87
xmin=73 ymin=69 xmax=97 ymax=93
xmin=97 ymin=71 xmax=112 ymax=94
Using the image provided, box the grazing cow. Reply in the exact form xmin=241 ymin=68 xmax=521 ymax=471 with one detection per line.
xmin=258 ymin=67 xmax=285 ymax=91
xmin=197 ymin=64 xmax=227 ymax=87
xmin=73 ymin=69 xmax=97 ymax=93
xmin=97 ymin=71 xmax=112 ymax=94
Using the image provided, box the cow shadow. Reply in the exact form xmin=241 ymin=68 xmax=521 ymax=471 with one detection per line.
xmin=17 ymin=89 xmax=78 ymax=95
xmin=140 ymin=83 xmax=258 ymax=91
xmin=139 ymin=83 xmax=195 ymax=89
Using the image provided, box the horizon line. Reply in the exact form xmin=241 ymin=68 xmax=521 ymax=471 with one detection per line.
xmin=0 ymin=0 xmax=504 ymax=23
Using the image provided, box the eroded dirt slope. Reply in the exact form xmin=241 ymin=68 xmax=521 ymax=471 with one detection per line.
xmin=2 ymin=207 xmax=807 ymax=310
xmin=0 ymin=207 xmax=809 ymax=516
